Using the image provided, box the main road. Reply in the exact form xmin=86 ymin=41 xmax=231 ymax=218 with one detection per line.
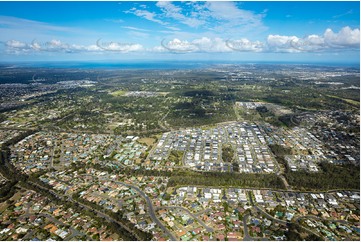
xmin=78 ymin=173 xmax=176 ymax=240
xmin=100 ymin=178 xmax=177 ymax=241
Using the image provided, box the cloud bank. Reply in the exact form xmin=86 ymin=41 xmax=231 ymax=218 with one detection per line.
xmin=3 ymin=27 xmax=359 ymax=54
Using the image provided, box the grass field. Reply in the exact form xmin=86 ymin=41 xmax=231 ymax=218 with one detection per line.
xmin=138 ymin=137 xmax=157 ymax=146
xmin=109 ymin=90 xmax=127 ymax=97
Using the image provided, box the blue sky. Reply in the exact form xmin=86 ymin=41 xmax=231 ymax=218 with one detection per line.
xmin=0 ymin=1 xmax=359 ymax=63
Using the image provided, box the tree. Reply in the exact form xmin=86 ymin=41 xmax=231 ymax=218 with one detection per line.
xmin=222 ymin=145 xmax=235 ymax=163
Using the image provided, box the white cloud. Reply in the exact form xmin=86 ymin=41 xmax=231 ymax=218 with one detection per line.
xmin=0 ymin=15 xmax=106 ymax=47
xmin=204 ymin=1 xmax=266 ymax=35
xmin=6 ymin=40 xmax=27 ymax=48
xmin=125 ymin=2 xmax=266 ymax=35
xmin=166 ymin=26 xmax=181 ymax=31
xmin=31 ymin=39 xmax=102 ymax=53
xmin=205 ymin=2 xmax=263 ymax=25
xmin=332 ymin=9 xmax=353 ymax=19
xmin=324 ymin=26 xmax=360 ymax=48
xmin=160 ymin=38 xmax=198 ymax=52
xmin=128 ymin=9 xmax=167 ymax=25
xmin=159 ymin=37 xmax=262 ymax=53
xmin=267 ymin=35 xmax=301 ymax=52
xmin=4 ymin=39 xmax=143 ymax=54
xmin=267 ymin=26 xmax=360 ymax=52
xmin=158 ymin=26 xmax=359 ymax=54
xmin=92 ymin=39 xmax=144 ymax=52
xmin=105 ymin=18 xmax=124 ymax=24
xmin=3 ymin=26 xmax=359 ymax=55
xmin=0 ymin=15 xmax=72 ymax=33
xmin=156 ymin=1 xmax=205 ymax=28
xmin=122 ymin=26 xmax=150 ymax=32
xmin=30 ymin=41 xmax=41 ymax=51
xmin=128 ymin=31 xmax=150 ymax=39
xmin=151 ymin=45 xmax=168 ymax=52
xmin=101 ymin=42 xmax=143 ymax=52
xmin=226 ymin=38 xmax=264 ymax=52
xmin=4 ymin=40 xmax=33 ymax=54
xmin=193 ymin=37 xmax=231 ymax=52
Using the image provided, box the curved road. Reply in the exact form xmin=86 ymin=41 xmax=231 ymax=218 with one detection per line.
xmin=242 ymin=212 xmax=252 ymax=241
xmin=194 ymin=208 xmax=212 ymax=217
xmin=104 ymin=179 xmax=176 ymax=240
xmin=249 ymin=191 xmax=323 ymax=239
xmin=157 ymin=206 xmax=214 ymax=232
xmin=79 ymin=174 xmax=176 ymax=239
xmin=253 ymin=205 xmax=287 ymax=225
xmin=242 ymin=212 xmax=268 ymax=241
xmin=253 ymin=205 xmax=325 ymax=239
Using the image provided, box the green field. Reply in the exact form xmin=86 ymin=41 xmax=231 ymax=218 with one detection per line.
xmin=110 ymin=90 xmax=127 ymax=96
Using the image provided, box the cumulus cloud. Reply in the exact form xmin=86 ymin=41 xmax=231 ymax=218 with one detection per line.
xmin=266 ymin=26 xmax=359 ymax=52
xmin=193 ymin=37 xmax=231 ymax=52
xmin=6 ymin=40 xmax=28 ymax=49
xmin=160 ymin=38 xmax=198 ymax=52
xmin=30 ymin=39 xmax=102 ymax=53
xmin=96 ymin=39 xmax=143 ymax=52
xmin=226 ymin=38 xmax=264 ymax=52
xmin=324 ymin=26 xmax=360 ymax=48
xmin=4 ymin=40 xmax=34 ymax=54
xmin=267 ymin=35 xmax=301 ymax=52
xmin=3 ymin=39 xmax=143 ymax=54
xmin=2 ymin=27 xmax=359 ymax=55
xmin=159 ymin=37 xmax=263 ymax=53
xmin=159 ymin=27 xmax=359 ymax=54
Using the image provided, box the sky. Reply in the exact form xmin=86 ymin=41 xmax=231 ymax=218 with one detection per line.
xmin=0 ymin=1 xmax=359 ymax=64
